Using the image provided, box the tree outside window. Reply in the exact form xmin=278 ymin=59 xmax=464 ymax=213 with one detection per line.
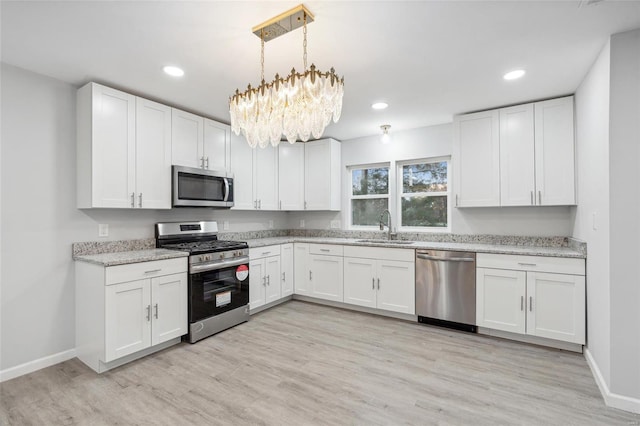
xmin=350 ymin=166 xmax=389 ymax=227
xmin=400 ymin=160 xmax=449 ymax=228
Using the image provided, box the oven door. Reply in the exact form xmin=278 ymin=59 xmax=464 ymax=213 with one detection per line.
xmin=173 ymin=165 xmax=233 ymax=208
xmin=189 ymin=259 xmax=249 ymax=323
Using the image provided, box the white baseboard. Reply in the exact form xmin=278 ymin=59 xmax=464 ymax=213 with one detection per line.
xmin=584 ymin=348 xmax=640 ymax=414
xmin=0 ymin=348 xmax=76 ymax=383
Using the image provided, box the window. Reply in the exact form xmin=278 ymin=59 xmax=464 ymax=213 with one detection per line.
xmin=398 ymin=159 xmax=450 ymax=229
xmin=349 ymin=165 xmax=389 ymax=227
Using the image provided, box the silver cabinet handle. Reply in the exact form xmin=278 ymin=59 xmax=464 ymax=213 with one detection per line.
xmin=282 ymin=272 xmax=285 ymax=281
xmin=416 ymin=254 xmax=474 ymax=262
xmin=261 ymin=252 xmax=271 ymax=256
xmin=138 ymin=193 xmax=142 ymax=208
xmin=200 ymin=157 xmax=204 ymax=168
xmin=154 ymin=303 xmax=158 ymax=319
xmin=144 ymin=269 xmax=162 ymax=274
xmin=258 ymin=199 xmax=262 ymax=209
xmin=521 ymin=296 xmax=524 ymax=311
xmin=455 ymin=194 xmax=459 ymax=207
xmin=279 ymin=200 xmax=282 ymax=210
xmin=130 ymin=192 xmax=135 ymax=208
xmin=518 ymin=262 xmax=537 ymax=267
xmin=309 ymin=270 xmax=312 ymax=281
xmin=372 ymin=277 xmax=375 ymax=289
xmin=267 ymin=275 xmax=270 ymax=286
xmin=320 ymin=249 xmax=330 ymax=252
xmin=205 ymin=157 xmax=209 ymax=169
xmin=529 ymin=296 xmax=533 ymax=312
xmin=304 ymin=201 xmax=307 ymax=210
xmin=530 ymin=191 xmax=534 ymax=205
xmin=262 ymin=276 xmax=266 ymax=286
xmin=146 ymin=305 xmax=151 ymax=321
xmin=538 ymin=190 xmax=542 ymax=205
xmin=377 ymin=278 xmax=380 ymax=290
xmin=254 ymin=200 xmax=257 ymax=209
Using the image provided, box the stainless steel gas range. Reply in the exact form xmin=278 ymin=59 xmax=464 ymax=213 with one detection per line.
xmin=156 ymin=221 xmax=249 ymax=343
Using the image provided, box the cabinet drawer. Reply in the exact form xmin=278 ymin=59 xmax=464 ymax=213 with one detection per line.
xmin=249 ymin=245 xmax=281 ymax=259
xmin=476 ymin=253 xmax=584 ymax=276
xmin=309 ymin=244 xmax=343 ymax=256
xmin=343 ymin=246 xmax=414 ymax=262
xmin=106 ymin=258 xmax=187 ymax=285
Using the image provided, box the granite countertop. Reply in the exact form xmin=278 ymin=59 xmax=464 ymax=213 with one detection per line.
xmin=74 ymin=248 xmax=189 ymax=267
xmin=245 ymin=237 xmax=585 ymax=259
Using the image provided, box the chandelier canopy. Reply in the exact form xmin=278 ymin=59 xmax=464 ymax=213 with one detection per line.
xmin=229 ymin=4 xmax=345 ymax=148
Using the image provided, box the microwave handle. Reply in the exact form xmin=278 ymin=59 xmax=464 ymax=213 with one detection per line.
xmin=223 ymin=178 xmax=230 ymax=202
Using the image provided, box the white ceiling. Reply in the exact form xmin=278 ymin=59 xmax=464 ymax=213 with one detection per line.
xmin=2 ymin=1 xmax=640 ymax=141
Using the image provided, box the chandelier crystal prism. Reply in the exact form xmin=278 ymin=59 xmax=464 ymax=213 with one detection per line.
xmin=229 ymin=4 xmax=345 ymax=148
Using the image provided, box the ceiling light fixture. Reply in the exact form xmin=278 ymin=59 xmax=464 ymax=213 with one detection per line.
xmin=163 ymin=66 xmax=184 ymax=77
xmin=229 ymin=4 xmax=345 ymax=148
xmin=380 ymin=125 xmax=391 ymax=144
xmin=503 ymin=69 xmax=526 ymax=80
xmin=371 ymin=102 xmax=388 ymax=110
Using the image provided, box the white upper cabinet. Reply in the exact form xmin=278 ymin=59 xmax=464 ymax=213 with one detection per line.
xmin=230 ymin=132 xmax=255 ymax=210
xmin=534 ymin=97 xmax=576 ymax=206
xmin=453 ymin=96 xmax=576 ymax=207
xmin=279 ymin=143 xmax=305 ymax=210
xmin=304 ymin=138 xmax=341 ymax=211
xmin=499 ymin=104 xmax=535 ymax=206
xmin=171 ymin=109 xmax=230 ymax=172
xmin=77 ymin=82 xmax=171 ymax=209
xmin=255 ymin=145 xmax=279 ymax=210
xmin=136 ymin=98 xmax=172 ymax=209
xmin=452 ymin=110 xmax=501 ymax=207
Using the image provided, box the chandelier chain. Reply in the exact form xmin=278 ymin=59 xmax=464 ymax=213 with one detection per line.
xmin=303 ymin=13 xmax=308 ymax=70
xmin=260 ymin=29 xmax=265 ymax=82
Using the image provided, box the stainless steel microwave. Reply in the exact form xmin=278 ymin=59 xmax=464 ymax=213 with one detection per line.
xmin=172 ymin=165 xmax=234 ymax=208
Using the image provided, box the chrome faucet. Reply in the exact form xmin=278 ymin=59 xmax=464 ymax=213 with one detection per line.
xmin=379 ymin=209 xmax=397 ymax=240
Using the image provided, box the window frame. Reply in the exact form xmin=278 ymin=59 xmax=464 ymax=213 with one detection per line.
xmin=396 ymin=157 xmax=451 ymax=233
xmin=347 ymin=162 xmax=391 ymax=230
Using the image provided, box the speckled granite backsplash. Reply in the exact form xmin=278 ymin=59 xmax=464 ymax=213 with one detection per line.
xmin=72 ymin=238 xmax=155 ymax=257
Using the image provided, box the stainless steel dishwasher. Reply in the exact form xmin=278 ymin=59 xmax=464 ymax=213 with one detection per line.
xmin=415 ymin=250 xmax=477 ymax=332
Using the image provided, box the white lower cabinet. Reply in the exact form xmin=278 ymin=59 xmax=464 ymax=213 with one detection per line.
xmin=476 ymin=253 xmax=585 ymax=344
xmin=294 ymin=243 xmax=312 ymax=296
xmin=343 ymin=247 xmax=415 ymax=314
xmin=76 ymin=257 xmax=188 ymax=373
xmin=249 ymin=245 xmax=285 ymax=311
xmin=281 ymin=243 xmax=294 ymax=297
xmin=295 ymin=243 xmax=344 ymax=302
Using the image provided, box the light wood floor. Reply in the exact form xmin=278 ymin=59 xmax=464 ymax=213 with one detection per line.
xmin=1 ymin=301 xmax=639 ymax=425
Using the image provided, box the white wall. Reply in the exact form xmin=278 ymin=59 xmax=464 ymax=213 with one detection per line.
xmin=0 ymin=63 xmax=287 ymax=372
xmin=319 ymin=123 xmax=575 ymax=236
xmin=573 ymin=41 xmax=611 ymax=386
xmin=608 ymin=29 xmax=640 ymax=400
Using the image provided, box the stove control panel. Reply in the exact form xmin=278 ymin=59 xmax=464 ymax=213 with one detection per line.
xmin=192 ymin=248 xmax=249 ymax=265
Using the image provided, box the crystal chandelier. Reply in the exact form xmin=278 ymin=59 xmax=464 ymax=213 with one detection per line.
xmin=229 ymin=4 xmax=345 ymax=148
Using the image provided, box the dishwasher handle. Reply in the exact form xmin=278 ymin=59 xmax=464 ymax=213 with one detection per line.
xmin=416 ymin=254 xmax=475 ymax=262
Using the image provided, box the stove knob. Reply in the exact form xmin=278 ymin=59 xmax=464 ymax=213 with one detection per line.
xmin=219 ymin=253 xmax=224 ymax=259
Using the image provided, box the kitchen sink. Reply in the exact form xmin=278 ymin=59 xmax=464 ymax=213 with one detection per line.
xmin=356 ymin=239 xmax=413 ymax=244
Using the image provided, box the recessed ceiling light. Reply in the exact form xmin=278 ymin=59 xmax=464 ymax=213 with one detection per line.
xmin=371 ymin=102 xmax=389 ymax=110
xmin=503 ymin=69 xmax=526 ymax=80
xmin=163 ymin=66 xmax=184 ymax=77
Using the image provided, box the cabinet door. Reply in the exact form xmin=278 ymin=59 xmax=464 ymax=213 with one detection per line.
xmin=377 ymin=260 xmax=415 ymax=314
xmin=534 ymin=97 xmax=576 ymax=205
xmin=230 ymin=132 xmax=255 ymax=210
xmin=526 ymin=272 xmax=585 ymax=344
xmin=249 ymin=259 xmax=266 ymax=310
xmin=255 ymin=145 xmax=279 ymax=210
xmin=278 ymin=143 xmax=305 ymax=210
xmin=171 ymin=108 xmax=203 ymax=169
xmin=294 ymin=243 xmax=312 ymax=296
xmin=499 ymin=104 xmax=535 ymax=206
xmin=150 ymin=273 xmax=187 ymax=345
xmin=453 ymin=110 xmax=500 ymax=207
xmin=203 ymin=119 xmax=230 ymax=172
xmin=105 ymin=279 xmax=151 ymax=362
xmin=281 ymin=243 xmax=295 ymax=297
xmin=304 ymin=139 xmax=340 ymax=210
xmin=264 ymin=256 xmax=282 ymax=304
xmin=343 ymin=257 xmax=377 ymax=309
xmin=135 ymin=98 xmax=172 ymax=209
xmin=309 ymin=254 xmax=344 ymax=302
xmin=92 ymin=84 xmax=136 ymax=208
xmin=476 ymin=268 xmax=526 ymax=334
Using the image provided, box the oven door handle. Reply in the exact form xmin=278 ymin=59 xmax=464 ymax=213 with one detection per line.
xmin=190 ymin=256 xmax=250 ymax=274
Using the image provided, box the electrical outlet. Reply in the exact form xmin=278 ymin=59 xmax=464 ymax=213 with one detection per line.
xmin=98 ymin=224 xmax=109 ymax=237
xmin=268 ymin=220 xmax=274 ymax=229
xmin=300 ymin=219 xmax=305 ymax=228
xmin=330 ymin=220 xmax=341 ymax=229
xmin=223 ymin=221 xmax=229 ymax=230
